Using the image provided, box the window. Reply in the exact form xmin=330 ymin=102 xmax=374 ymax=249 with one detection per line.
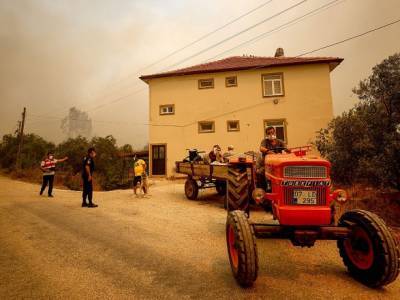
xmin=159 ymin=104 xmax=174 ymax=115
xmin=262 ymin=73 xmax=284 ymax=97
xmin=225 ymin=76 xmax=237 ymax=87
xmin=264 ymin=119 xmax=287 ymax=142
xmin=198 ymin=78 xmax=214 ymax=89
xmin=227 ymin=120 xmax=240 ymax=132
xmin=198 ymin=121 xmax=215 ymax=133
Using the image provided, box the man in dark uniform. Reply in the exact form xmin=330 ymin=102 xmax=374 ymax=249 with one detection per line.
xmin=82 ymin=147 xmax=98 ymax=208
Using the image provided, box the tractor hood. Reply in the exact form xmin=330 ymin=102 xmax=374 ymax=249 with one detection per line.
xmin=265 ymin=153 xmax=331 ymax=168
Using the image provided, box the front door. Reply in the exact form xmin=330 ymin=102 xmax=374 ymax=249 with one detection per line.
xmin=151 ymin=144 xmax=166 ymax=176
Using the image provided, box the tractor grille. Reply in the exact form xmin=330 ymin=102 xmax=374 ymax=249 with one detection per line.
xmin=283 ymin=186 xmax=327 ymax=206
xmin=284 ymin=166 xmax=327 ymax=178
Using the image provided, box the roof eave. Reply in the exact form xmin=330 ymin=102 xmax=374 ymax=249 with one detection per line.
xmin=139 ymin=58 xmax=344 ymax=81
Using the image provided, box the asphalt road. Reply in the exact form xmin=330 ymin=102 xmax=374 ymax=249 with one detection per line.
xmin=0 ymin=175 xmax=399 ymax=299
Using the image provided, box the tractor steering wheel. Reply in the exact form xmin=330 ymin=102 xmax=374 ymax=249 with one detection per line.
xmin=268 ymin=147 xmax=289 ymax=154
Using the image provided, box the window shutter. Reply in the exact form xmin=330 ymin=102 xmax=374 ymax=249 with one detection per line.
xmin=264 ymin=81 xmax=273 ymax=96
xmin=273 ymin=81 xmax=282 ymax=94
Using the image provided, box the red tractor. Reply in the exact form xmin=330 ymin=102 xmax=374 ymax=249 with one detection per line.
xmin=225 ymin=147 xmax=399 ymax=288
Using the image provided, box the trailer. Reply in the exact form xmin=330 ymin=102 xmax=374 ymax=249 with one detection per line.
xmin=175 ymin=161 xmax=229 ymax=200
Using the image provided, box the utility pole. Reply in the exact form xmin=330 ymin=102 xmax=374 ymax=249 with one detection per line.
xmin=16 ymin=107 xmax=26 ymax=170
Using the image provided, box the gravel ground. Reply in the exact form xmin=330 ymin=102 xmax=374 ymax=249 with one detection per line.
xmin=0 ymin=175 xmax=399 ymax=299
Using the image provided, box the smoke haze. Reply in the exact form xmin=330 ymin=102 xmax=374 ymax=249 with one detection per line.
xmin=1 ymin=0 xmax=399 ymax=148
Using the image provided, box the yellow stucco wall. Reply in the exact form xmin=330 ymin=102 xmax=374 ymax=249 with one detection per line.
xmin=146 ymin=63 xmax=334 ymax=177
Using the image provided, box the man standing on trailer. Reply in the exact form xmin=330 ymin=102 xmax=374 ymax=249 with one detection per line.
xmin=39 ymin=151 xmax=68 ymax=197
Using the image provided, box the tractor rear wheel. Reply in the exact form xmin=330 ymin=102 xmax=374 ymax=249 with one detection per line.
xmin=227 ymin=165 xmax=250 ymax=214
xmin=184 ymin=178 xmax=199 ymax=200
xmin=337 ymin=209 xmax=400 ymax=287
xmin=226 ymin=210 xmax=258 ymax=287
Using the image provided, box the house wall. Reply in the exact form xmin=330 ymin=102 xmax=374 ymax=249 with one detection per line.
xmin=147 ymin=63 xmax=334 ymax=177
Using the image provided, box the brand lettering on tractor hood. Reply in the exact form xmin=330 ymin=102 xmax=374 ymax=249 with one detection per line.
xmin=281 ymin=180 xmax=330 ymax=187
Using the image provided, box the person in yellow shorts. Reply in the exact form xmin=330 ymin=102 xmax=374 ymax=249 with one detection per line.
xmin=133 ymin=154 xmax=147 ymax=197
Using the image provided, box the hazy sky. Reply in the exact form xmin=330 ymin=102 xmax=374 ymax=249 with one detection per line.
xmin=0 ymin=0 xmax=399 ymax=148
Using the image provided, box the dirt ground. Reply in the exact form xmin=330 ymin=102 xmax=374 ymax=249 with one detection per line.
xmin=0 ymin=175 xmax=399 ymax=299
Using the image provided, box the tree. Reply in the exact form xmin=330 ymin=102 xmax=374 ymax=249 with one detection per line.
xmin=0 ymin=133 xmax=54 ymax=170
xmin=353 ymin=53 xmax=400 ymax=126
xmin=56 ymin=136 xmax=90 ymax=174
xmin=91 ymin=135 xmax=123 ymax=190
xmin=316 ymin=53 xmax=400 ymax=190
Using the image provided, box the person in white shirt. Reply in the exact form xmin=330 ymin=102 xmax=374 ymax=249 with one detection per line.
xmin=39 ymin=151 xmax=68 ymax=197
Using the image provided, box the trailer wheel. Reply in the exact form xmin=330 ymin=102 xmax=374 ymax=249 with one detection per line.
xmin=216 ymin=180 xmax=227 ymax=196
xmin=226 ymin=210 xmax=258 ymax=287
xmin=337 ymin=209 xmax=400 ymax=287
xmin=184 ymin=178 xmax=199 ymax=200
xmin=227 ymin=165 xmax=250 ymax=214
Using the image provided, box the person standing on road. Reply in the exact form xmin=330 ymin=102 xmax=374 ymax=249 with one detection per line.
xmin=39 ymin=151 xmax=68 ymax=197
xmin=82 ymin=147 xmax=98 ymax=208
xmin=133 ymin=154 xmax=147 ymax=197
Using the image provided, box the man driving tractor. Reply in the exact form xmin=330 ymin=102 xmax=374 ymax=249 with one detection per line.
xmin=260 ymin=126 xmax=290 ymax=156
xmin=257 ymin=126 xmax=290 ymax=189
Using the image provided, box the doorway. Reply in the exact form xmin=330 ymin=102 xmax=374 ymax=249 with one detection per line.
xmin=151 ymin=144 xmax=166 ymax=176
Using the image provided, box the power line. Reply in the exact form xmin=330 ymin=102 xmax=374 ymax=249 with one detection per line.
xmin=26 ymin=11 xmax=400 ymax=133
xmin=26 ymin=113 xmax=183 ymax=127
xmin=28 ymin=6 xmax=400 ymax=128
xmin=297 ymin=18 xmax=400 ymax=56
xmin=206 ymin=0 xmax=344 ymax=62
xmin=39 ymin=1 xmax=274 ymax=118
xmin=161 ymin=0 xmax=307 ymax=72
xmin=86 ymin=87 xmax=147 ymax=113
xmin=180 ymin=18 xmax=400 ymax=127
xmin=60 ymin=0 xmax=306 ymax=115
xmin=85 ymin=0 xmax=274 ymax=94
xmin=136 ymin=0 xmax=274 ymax=73
xmin=75 ymin=0 xmax=341 ymax=115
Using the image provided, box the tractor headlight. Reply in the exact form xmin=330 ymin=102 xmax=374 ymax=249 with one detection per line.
xmin=252 ymin=188 xmax=266 ymax=204
xmin=333 ymin=189 xmax=348 ymax=204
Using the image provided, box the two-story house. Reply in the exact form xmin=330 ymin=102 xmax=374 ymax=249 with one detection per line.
xmin=140 ymin=49 xmax=343 ymax=177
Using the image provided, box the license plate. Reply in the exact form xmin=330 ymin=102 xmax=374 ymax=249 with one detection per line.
xmin=293 ymin=190 xmax=317 ymax=205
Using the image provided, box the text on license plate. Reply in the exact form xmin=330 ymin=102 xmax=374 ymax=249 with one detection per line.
xmin=293 ymin=190 xmax=317 ymax=205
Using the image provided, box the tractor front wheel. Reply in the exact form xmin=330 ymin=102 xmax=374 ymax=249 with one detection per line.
xmin=184 ymin=178 xmax=199 ymax=200
xmin=226 ymin=210 xmax=258 ymax=287
xmin=337 ymin=209 xmax=399 ymax=287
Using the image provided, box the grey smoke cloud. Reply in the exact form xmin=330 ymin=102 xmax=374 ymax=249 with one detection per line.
xmin=1 ymin=0 xmax=399 ymax=148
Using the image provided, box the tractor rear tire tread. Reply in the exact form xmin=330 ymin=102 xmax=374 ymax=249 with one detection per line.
xmin=227 ymin=166 xmax=250 ymax=213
